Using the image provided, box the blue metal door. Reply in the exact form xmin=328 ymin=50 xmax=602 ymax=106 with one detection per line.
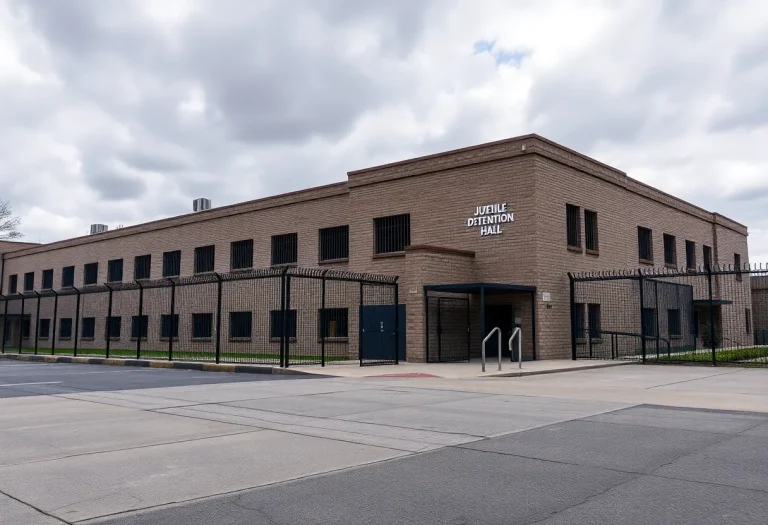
xmin=360 ymin=305 xmax=406 ymax=364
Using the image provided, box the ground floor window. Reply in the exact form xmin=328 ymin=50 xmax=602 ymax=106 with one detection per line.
xmin=271 ymin=309 xmax=297 ymax=339
xmin=319 ymin=308 xmax=348 ymax=338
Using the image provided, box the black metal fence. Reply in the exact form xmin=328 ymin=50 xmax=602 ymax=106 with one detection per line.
xmin=0 ymin=267 xmax=400 ymax=367
xmin=426 ymin=295 xmax=471 ymax=362
xmin=570 ymin=265 xmax=768 ymax=366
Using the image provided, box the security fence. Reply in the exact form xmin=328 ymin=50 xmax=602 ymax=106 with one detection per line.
xmin=569 ymin=265 xmax=768 ymax=366
xmin=0 ymin=267 xmax=400 ymax=367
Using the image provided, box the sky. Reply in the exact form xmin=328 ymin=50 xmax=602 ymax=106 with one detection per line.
xmin=1 ymin=0 xmax=767 ymax=261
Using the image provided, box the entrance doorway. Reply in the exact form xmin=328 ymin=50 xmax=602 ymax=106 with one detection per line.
xmin=484 ymin=305 xmax=521 ymax=359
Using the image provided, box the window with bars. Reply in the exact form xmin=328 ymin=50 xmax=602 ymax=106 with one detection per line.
xmin=668 ymin=309 xmax=681 ymax=337
xmin=107 ymin=259 xmax=123 ymax=283
xmin=271 ymin=233 xmax=298 ymax=265
xmin=62 ymin=266 xmax=75 ymax=288
xmin=22 ymin=319 xmax=30 ymax=339
xmin=573 ymin=303 xmax=585 ymax=340
xmin=746 ymin=309 xmax=752 ymax=334
xmin=134 ymin=254 xmax=151 ymax=280
xmin=229 ymin=311 xmax=252 ymax=339
xmin=192 ymin=313 xmax=213 ymax=339
xmin=270 ymin=309 xmax=297 ymax=339
xmin=60 ymin=318 xmax=73 ymax=339
xmin=8 ymin=274 xmax=17 ymax=294
xmin=81 ymin=317 xmax=95 ymax=339
xmin=663 ymin=234 xmax=677 ymax=266
xmin=105 ymin=316 xmax=121 ymax=339
xmin=23 ymin=272 xmax=34 ymax=292
xmin=194 ymin=245 xmax=215 ymax=274
xmin=638 ymin=227 xmax=653 ymax=262
xmin=39 ymin=319 xmax=50 ymax=339
xmin=566 ymin=205 xmax=581 ymax=249
xmin=703 ymin=245 xmax=713 ymax=271
xmin=42 ymin=269 xmax=53 ymax=290
xmin=84 ymin=262 xmax=98 ymax=285
xmin=319 ymin=226 xmax=349 ymax=262
xmin=685 ymin=241 xmax=696 ymax=270
xmin=735 ymin=253 xmax=742 ymax=281
xmin=584 ymin=210 xmax=598 ymax=253
xmin=319 ymin=308 xmax=348 ymax=338
xmin=131 ymin=315 xmax=148 ymax=339
xmin=163 ymin=250 xmax=181 ymax=277
xmin=374 ymin=214 xmax=410 ymax=254
xmin=230 ymin=240 xmax=253 ymax=270
xmin=161 ymin=314 xmax=179 ymax=339
xmin=587 ymin=304 xmax=601 ymax=339
xmin=642 ymin=308 xmax=658 ymax=337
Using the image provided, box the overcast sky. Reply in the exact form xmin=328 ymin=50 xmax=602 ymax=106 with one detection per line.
xmin=2 ymin=0 xmax=767 ymax=261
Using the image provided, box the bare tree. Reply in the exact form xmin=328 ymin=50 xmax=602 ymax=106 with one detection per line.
xmin=0 ymin=201 xmax=22 ymax=241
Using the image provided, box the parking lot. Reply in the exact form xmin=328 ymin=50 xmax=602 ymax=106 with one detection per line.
xmin=2 ymin=360 xmax=768 ymax=524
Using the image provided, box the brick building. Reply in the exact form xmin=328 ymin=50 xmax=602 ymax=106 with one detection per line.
xmin=0 ymin=134 xmax=750 ymax=363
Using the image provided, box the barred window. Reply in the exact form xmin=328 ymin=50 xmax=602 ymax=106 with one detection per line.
xmin=319 ymin=226 xmax=349 ymax=261
xmin=161 ymin=314 xmax=179 ymax=339
xmin=642 ymin=308 xmax=658 ymax=337
xmin=638 ymin=227 xmax=653 ymax=262
xmin=62 ymin=266 xmax=75 ymax=288
xmin=23 ymin=272 xmax=34 ymax=292
xmin=685 ymin=241 xmax=696 ymax=270
xmin=229 ymin=311 xmax=252 ymax=339
xmin=319 ymin=308 xmax=348 ymax=338
xmin=106 ymin=316 xmax=121 ymax=339
xmin=703 ymin=245 xmax=713 ymax=271
xmin=573 ymin=303 xmax=585 ymax=340
xmin=194 ymin=245 xmax=215 ymax=274
xmin=374 ymin=214 xmax=410 ymax=254
xmin=22 ymin=319 xmax=30 ymax=339
xmin=192 ymin=313 xmax=213 ymax=339
xmin=270 ymin=309 xmax=297 ymax=339
xmin=84 ymin=262 xmax=99 ymax=285
xmin=163 ymin=250 xmax=181 ymax=277
xmin=585 ymin=210 xmax=598 ymax=253
xmin=8 ymin=274 xmax=17 ymax=294
xmin=566 ymin=205 xmax=581 ymax=249
xmin=668 ymin=309 xmax=681 ymax=336
xmin=663 ymin=234 xmax=677 ymax=266
xmin=230 ymin=240 xmax=253 ymax=270
xmin=42 ymin=269 xmax=53 ymax=290
xmin=271 ymin=233 xmax=298 ymax=265
xmin=134 ymin=254 xmax=151 ymax=280
xmin=60 ymin=318 xmax=73 ymax=339
xmin=131 ymin=315 xmax=148 ymax=339
xmin=81 ymin=317 xmax=95 ymax=339
xmin=588 ymin=304 xmax=601 ymax=339
xmin=108 ymin=259 xmax=124 ymax=283
xmin=735 ymin=253 xmax=742 ymax=281
xmin=39 ymin=319 xmax=51 ymax=339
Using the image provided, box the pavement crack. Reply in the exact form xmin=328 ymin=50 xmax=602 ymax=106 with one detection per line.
xmin=0 ymin=488 xmax=74 ymax=525
xmin=645 ymin=369 xmax=743 ymax=389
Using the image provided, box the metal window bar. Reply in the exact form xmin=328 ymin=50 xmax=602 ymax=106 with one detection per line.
xmin=42 ymin=270 xmax=53 ymax=290
xmin=229 ymin=311 xmax=252 ymax=339
xmin=134 ymin=255 xmax=151 ymax=280
xmin=8 ymin=275 xmax=17 ymax=294
xmin=230 ymin=240 xmax=253 ymax=270
xmin=163 ymin=251 xmax=181 ymax=277
xmin=84 ymin=263 xmax=98 ymax=285
xmin=108 ymin=259 xmax=123 ymax=283
xmin=664 ymin=235 xmax=676 ymax=266
xmin=374 ymin=214 xmax=410 ymax=254
xmin=686 ymin=241 xmax=696 ymax=270
xmin=585 ymin=210 xmax=598 ymax=251
xmin=319 ymin=226 xmax=349 ymax=261
xmin=194 ymin=245 xmax=216 ymax=274
xmin=24 ymin=272 xmax=34 ymax=292
xmin=272 ymin=233 xmax=298 ymax=265
xmin=62 ymin=266 xmax=75 ymax=287
xmin=638 ymin=227 xmax=653 ymax=261
xmin=566 ymin=205 xmax=581 ymax=248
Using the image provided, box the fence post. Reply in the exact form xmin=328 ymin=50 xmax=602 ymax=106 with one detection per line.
xmin=320 ymin=270 xmax=327 ymax=367
xmin=279 ymin=269 xmax=287 ymax=367
xmin=168 ymin=278 xmax=176 ymax=361
xmin=18 ymin=292 xmax=24 ymax=354
xmin=569 ymin=273 xmax=577 ymax=360
xmin=437 ymin=297 xmax=442 ymax=361
xmin=284 ymin=272 xmax=292 ymax=367
xmin=638 ymin=272 xmax=646 ymax=363
xmin=73 ymin=287 xmax=80 ymax=357
xmin=654 ymin=280 xmax=660 ymax=359
xmin=1 ymin=296 xmax=7 ymax=354
xmin=358 ymin=281 xmax=364 ymax=366
xmin=51 ymin=291 xmax=58 ymax=356
xmin=215 ymin=273 xmax=223 ymax=364
xmin=136 ymin=281 xmax=144 ymax=359
xmin=708 ymin=265 xmax=717 ymax=365
xmin=33 ymin=291 xmax=41 ymax=355
xmin=105 ymin=284 xmax=113 ymax=359
xmin=394 ymin=277 xmax=400 ymax=365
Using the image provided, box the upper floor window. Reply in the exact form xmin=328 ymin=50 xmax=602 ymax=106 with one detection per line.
xmin=735 ymin=253 xmax=743 ymax=281
xmin=638 ymin=227 xmax=653 ymax=263
xmin=319 ymin=225 xmax=349 ymax=262
xmin=107 ymin=259 xmax=123 ymax=283
xmin=703 ymin=245 xmax=713 ymax=271
xmin=84 ymin=262 xmax=98 ymax=286
xmin=271 ymin=233 xmax=298 ymax=266
xmin=23 ymin=272 xmax=34 ymax=292
xmin=194 ymin=245 xmax=215 ymax=274
xmin=685 ymin=241 xmax=696 ymax=271
xmin=134 ymin=254 xmax=151 ymax=280
xmin=230 ymin=240 xmax=253 ymax=270
xmin=163 ymin=250 xmax=181 ymax=277
xmin=42 ymin=269 xmax=53 ymax=290
xmin=374 ymin=214 xmax=410 ymax=254
xmin=566 ymin=205 xmax=581 ymax=249
xmin=7 ymin=274 xmax=17 ymax=294
xmin=663 ymin=234 xmax=677 ymax=267
xmin=584 ymin=210 xmax=598 ymax=253
xmin=61 ymin=266 xmax=75 ymax=288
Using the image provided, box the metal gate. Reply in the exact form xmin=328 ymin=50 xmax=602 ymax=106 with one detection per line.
xmin=426 ymin=296 xmax=470 ymax=362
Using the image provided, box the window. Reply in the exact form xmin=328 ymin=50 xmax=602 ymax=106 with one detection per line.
xmin=685 ymin=241 xmax=696 ymax=271
xmin=642 ymin=308 xmax=658 ymax=338
xmin=192 ymin=313 xmax=213 ymax=339
xmin=163 ymin=250 xmax=181 ymax=277
xmin=663 ymin=234 xmax=677 ymax=266
xmin=319 ymin=308 xmax=349 ymax=338
xmin=84 ymin=262 xmax=98 ymax=285
xmin=134 ymin=254 xmax=151 ymax=280
xmin=270 ymin=309 xmax=297 ymax=339
xmin=573 ymin=303 xmax=585 ymax=340
xmin=374 ymin=214 xmax=411 ymax=254
xmin=8 ymin=274 xmax=17 ymax=294
xmin=638 ymin=227 xmax=653 ymax=262
xmin=39 ymin=319 xmax=51 ymax=339
xmin=229 ymin=311 xmax=252 ymax=339
xmin=161 ymin=314 xmax=179 ymax=339
xmin=105 ymin=316 xmax=121 ymax=339
xmin=668 ymin=309 xmax=681 ymax=337
xmin=230 ymin=240 xmax=253 ymax=270
xmin=81 ymin=317 xmax=95 ymax=339
xmin=62 ymin=266 xmax=75 ymax=288
xmin=703 ymin=245 xmax=713 ymax=271
xmin=22 ymin=319 xmax=30 ymax=339
xmin=319 ymin=226 xmax=349 ymax=262
xmin=60 ymin=318 xmax=73 ymax=339
xmin=42 ymin=269 xmax=53 ymax=290
xmin=271 ymin=233 xmax=298 ymax=265
xmin=585 ymin=210 xmax=598 ymax=253
xmin=107 ymin=259 xmax=123 ymax=283
xmin=23 ymin=272 xmax=34 ymax=292
xmin=735 ymin=253 xmax=742 ymax=281
xmin=566 ymin=204 xmax=581 ymax=249
xmin=131 ymin=315 xmax=148 ymax=339
xmin=746 ymin=309 xmax=752 ymax=334
xmin=194 ymin=245 xmax=215 ymax=274
xmin=587 ymin=304 xmax=601 ymax=339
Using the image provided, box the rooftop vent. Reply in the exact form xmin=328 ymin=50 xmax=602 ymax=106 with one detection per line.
xmin=193 ymin=198 xmax=211 ymax=212
xmin=90 ymin=224 xmax=108 ymax=235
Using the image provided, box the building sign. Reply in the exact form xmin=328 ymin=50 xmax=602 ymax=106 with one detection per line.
xmin=467 ymin=203 xmax=514 ymax=236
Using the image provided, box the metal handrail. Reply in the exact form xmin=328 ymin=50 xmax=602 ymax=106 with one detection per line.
xmin=482 ymin=326 xmax=502 ymax=372
xmin=509 ymin=327 xmax=522 ymax=369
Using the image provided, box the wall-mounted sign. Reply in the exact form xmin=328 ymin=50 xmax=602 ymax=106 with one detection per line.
xmin=542 ymin=292 xmax=552 ymax=302
xmin=466 ymin=203 xmax=514 ymax=236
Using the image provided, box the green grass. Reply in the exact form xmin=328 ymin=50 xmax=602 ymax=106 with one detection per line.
xmin=652 ymin=347 xmax=768 ymax=363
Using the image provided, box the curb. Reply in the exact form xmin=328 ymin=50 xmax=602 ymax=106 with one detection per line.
xmin=485 ymin=360 xmax=634 ymax=378
xmin=0 ymin=353 xmax=319 ymax=376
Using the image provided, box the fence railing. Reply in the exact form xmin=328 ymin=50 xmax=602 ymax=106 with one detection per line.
xmin=0 ymin=267 xmax=400 ymax=367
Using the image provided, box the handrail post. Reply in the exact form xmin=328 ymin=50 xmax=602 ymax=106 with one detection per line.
xmin=509 ymin=327 xmax=522 ymax=369
xmin=214 ymin=273 xmax=223 ymax=364
xmin=481 ymin=326 xmax=501 ymax=373
xmin=320 ymin=270 xmax=327 ymax=367
xmin=33 ymin=291 xmax=41 ymax=355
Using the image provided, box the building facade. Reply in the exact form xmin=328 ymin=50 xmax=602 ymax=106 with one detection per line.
xmin=0 ymin=135 xmax=750 ymax=362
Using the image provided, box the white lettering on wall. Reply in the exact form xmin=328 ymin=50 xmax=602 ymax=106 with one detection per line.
xmin=466 ymin=203 xmax=514 ymax=236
